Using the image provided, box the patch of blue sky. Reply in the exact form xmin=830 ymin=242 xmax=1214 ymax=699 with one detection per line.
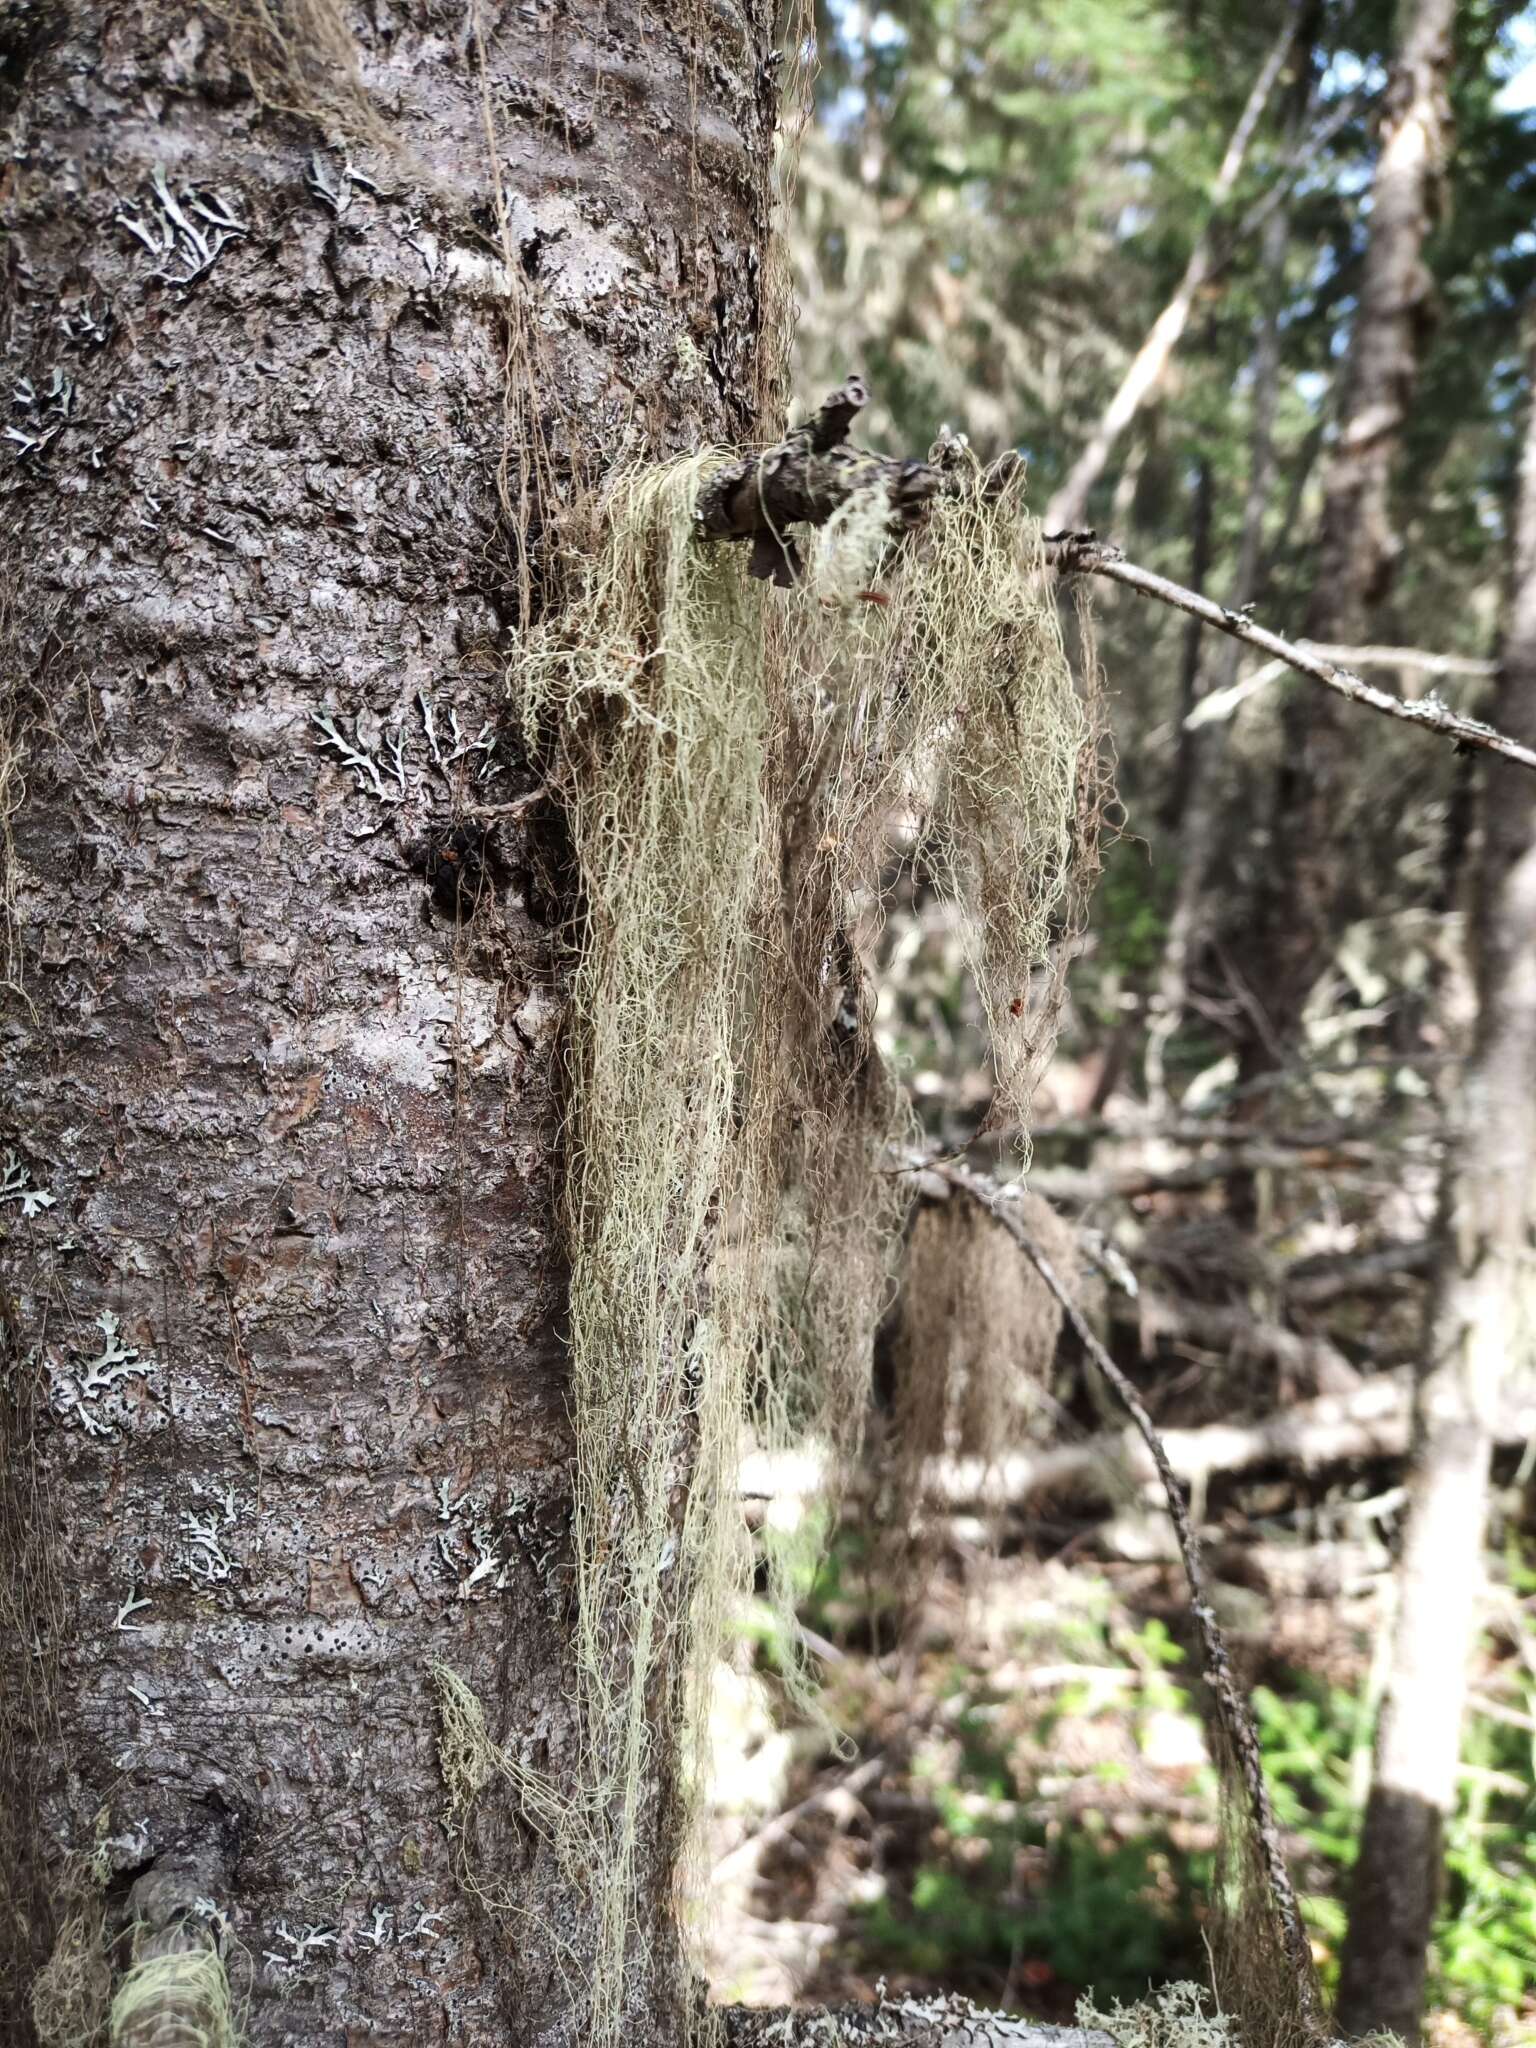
xmin=1495 ymin=8 xmax=1536 ymax=114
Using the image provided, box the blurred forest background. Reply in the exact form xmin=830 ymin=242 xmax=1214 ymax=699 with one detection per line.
xmin=700 ymin=3 xmax=1536 ymax=2043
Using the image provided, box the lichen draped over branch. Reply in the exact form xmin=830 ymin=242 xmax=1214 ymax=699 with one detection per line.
xmin=465 ymin=426 xmax=1097 ymax=2046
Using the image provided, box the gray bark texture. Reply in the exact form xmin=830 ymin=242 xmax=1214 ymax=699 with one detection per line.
xmin=1333 ymin=311 xmax=1536 ymax=2042
xmin=0 ymin=2 xmax=777 ymax=2042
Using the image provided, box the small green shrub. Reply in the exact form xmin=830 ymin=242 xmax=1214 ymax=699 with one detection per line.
xmin=860 ymin=1809 xmax=1205 ymax=2000
xmin=857 ymin=1704 xmax=1207 ymax=2002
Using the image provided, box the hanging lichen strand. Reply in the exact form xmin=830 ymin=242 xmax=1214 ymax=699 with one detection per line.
xmin=491 ymin=428 xmax=1093 ymax=2047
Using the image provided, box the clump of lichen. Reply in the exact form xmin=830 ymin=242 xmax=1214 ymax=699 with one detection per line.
xmin=887 ymin=1186 xmax=1080 ymax=1543
xmin=466 ymin=442 xmax=1096 ymax=2048
xmin=1079 ymin=1981 xmax=1237 ymax=2048
xmin=29 ymin=1901 xmax=110 ymax=2048
xmin=28 ymin=1892 xmax=242 ymax=2048
xmin=109 ymin=1945 xmax=239 ymax=2048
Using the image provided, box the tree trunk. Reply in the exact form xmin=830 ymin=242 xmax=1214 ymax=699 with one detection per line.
xmin=0 ymin=5 xmax=777 ymax=2043
xmin=1333 ymin=310 xmax=1536 ymax=2043
xmin=1144 ymin=187 xmax=1291 ymax=1113
xmin=1242 ymin=0 xmax=1455 ymax=1066
xmin=1164 ymin=456 xmax=1214 ymax=836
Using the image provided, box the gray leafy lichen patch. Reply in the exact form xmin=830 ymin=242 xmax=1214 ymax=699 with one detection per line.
xmin=0 ymin=1149 xmax=55 ymax=1219
xmin=721 ymin=1986 xmax=1116 ymax=2047
xmin=48 ymin=1312 xmax=155 ymax=1439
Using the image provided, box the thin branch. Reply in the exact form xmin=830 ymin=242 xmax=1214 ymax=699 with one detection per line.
xmin=1187 ymin=642 xmax=1497 ymax=729
xmin=698 ymin=375 xmax=1536 ymax=772
xmin=1024 ymin=1135 xmax=1385 ymax=1206
xmin=1283 ymin=1236 xmax=1433 ymax=1307
xmin=712 ymin=1752 xmax=886 ymax=1888
xmin=1131 ymin=1294 xmax=1364 ymax=1396
xmin=1055 ymin=536 xmax=1536 ymax=773
xmin=919 ymin=1156 xmax=1323 ymax=2028
xmin=1220 ymin=87 xmax=1369 ymax=264
xmin=740 ymin=1373 xmax=1421 ymax=1512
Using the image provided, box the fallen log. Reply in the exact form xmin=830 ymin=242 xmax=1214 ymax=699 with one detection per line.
xmin=1024 ymin=1140 xmax=1382 ymax=1206
xmin=722 ymin=1995 xmax=1112 ymax=2048
xmin=1281 ymin=1237 xmax=1433 ymax=1307
xmin=1130 ymin=1293 xmax=1364 ymax=1396
xmin=740 ymin=1374 xmax=1536 ymax=1513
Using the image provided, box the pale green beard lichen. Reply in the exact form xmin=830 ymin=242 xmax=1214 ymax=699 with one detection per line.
xmin=29 ymin=1903 xmax=109 ymax=2048
xmin=516 ymin=457 xmax=788 ymax=2039
xmin=30 ymin=1901 xmax=240 ymax=2048
xmin=468 ymin=449 xmax=1095 ymax=2047
xmin=808 ymin=482 xmax=902 ymax=606
xmin=108 ymin=1947 xmax=238 ymax=2048
xmin=901 ymin=468 xmax=1093 ymax=1132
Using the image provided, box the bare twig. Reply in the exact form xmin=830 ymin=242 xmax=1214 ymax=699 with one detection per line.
xmin=1220 ymin=87 xmax=1370 ymax=263
xmin=712 ymin=1753 xmax=887 ymax=1888
xmin=1024 ymin=1136 xmax=1384 ymax=1206
xmin=920 ymin=1156 xmax=1323 ymax=2029
xmin=1283 ymin=1237 xmax=1433 ymax=1308
xmin=697 ymin=376 xmax=1536 ymax=772
xmin=695 ymin=375 xmax=944 ymax=586
xmin=1131 ymin=1295 xmax=1363 ymax=1396
xmin=1055 ymin=537 xmax=1536 ymax=772
xmin=1187 ymin=642 xmax=1496 ymax=729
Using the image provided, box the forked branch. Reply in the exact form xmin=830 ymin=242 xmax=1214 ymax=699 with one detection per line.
xmin=1053 ymin=537 xmax=1536 ymax=772
xmin=701 ymin=379 xmax=1536 ymax=774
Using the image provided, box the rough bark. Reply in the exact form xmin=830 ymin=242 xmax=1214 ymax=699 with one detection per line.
xmin=1243 ymin=0 xmax=1456 ymax=1066
xmin=1333 ymin=312 xmax=1536 ymax=2043
xmin=0 ymin=3 xmax=777 ymax=2043
xmin=723 ymin=2002 xmax=1111 ymax=2048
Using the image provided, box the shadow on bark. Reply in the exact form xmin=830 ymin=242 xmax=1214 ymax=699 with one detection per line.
xmin=1334 ymin=1782 xmax=1443 ymax=2043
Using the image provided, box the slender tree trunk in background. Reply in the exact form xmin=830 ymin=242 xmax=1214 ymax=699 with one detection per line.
xmin=1164 ymin=456 xmax=1213 ymax=835
xmin=1043 ymin=3 xmax=1298 ymax=536
xmin=1144 ymin=196 xmax=1290 ymax=1113
xmin=0 ymin=5 xmax=775 ymax=2043
xmin=1242 ymin=0 xmax=1455 ymax=1068
xmin=1333 ymin=315 xmax=1536 ymax=2045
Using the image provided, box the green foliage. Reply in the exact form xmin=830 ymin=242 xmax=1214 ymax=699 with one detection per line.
xmin=798 ymin=0 xmax=1536 ymax=995
xmin=846 ymin=1603 xmax=1213 ymax=2005
xmin=858 ymin=1703 xmax=1207 ymax=2002
xmin=1093 ymin=841 xmax=1175 ymax=989
xmin=818 ymin=1562 xmax=1536 ymax=2032
xmin=1253 ymin=1665 xmax=1536 ymax=2032
xmin=861 ymin=1821 xmax=1201 ymax=1997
